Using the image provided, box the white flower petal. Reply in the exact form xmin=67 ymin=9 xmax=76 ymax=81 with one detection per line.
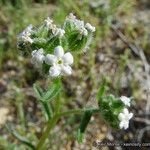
xmin=120 ymin=96 xmax=131 ymax=107
xmin=119 ymin=121 xmax=124 ymax=129
xmin=54 ymin=46 xmax=64 ymax=58
xmin=45 ymin=54 xmax=57 ymax=65
xmin=22 ymin=35 xmax=33 ymax=43
xmin=129 ymin=113 xmax=133 ymax=119
xmin=79 ymin=27 xmax=88 ymax=36
xmin=123 ymin=108 xmax=129 ymax=115
xmin=123 ymin=121 xmax=129 ymax=129
xmin=61 ymin=65 xmax=72 ymax=75
xmin=62 ymin=52 xmax=74 ymax=65
xmin=27 ymin=37 xmax=33 ymax=43
xmin=32 ymin=50 xmax=37 ymax=56
xmin=45 ymin=17 xmax=53 ymax=27
xmin=85 ymin=23 xmax=95 ymax=32
xmin=38 ymin=55 xmax=45 ymax=62
xmin=55 ymin=28 xmax=65 ymax=37
xmin=49 ymin=65 xmax=61 ymax=77
xmin=38 ymin=48 xmax=44 ymax=54
xmin=118 ymin=113 xmax=125 ymax=121
xmin=31 ymin=49 xmax=45 ymax=67
xmin=67 ymin=13 xmax=76 ymax=20
xmin=119 ymin=120 xmax=129 ymax=130
xmin=75 ymin=20 xmax=84 ymax=28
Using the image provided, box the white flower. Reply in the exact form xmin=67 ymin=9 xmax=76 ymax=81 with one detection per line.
xmin=118 ymin=108 xmax=133 ymax=130
xmin=45 ymin=17 xmax=53 ymax=27
xmin=45 ymin=45 xmax=73 ymax=77
xmin=120 ymin=96 xmax=131 ymax=107
xmin=54 ymin=28 xmax=65 ymax=37
xmin=75 ymin=20 xmax=84 ymax=28
xmin=67 ymin=13 xmax=76 ymax=20
xmin=31 ymin=48 xmax=45 ymax=68
xmin=74 ymin=20 xmax=88 ymax=37
xmin=18 ymin=25 xmax=33 ymax=43
xmin=85 ymin=23 xmax=95 ymax=32
xmin=79 ymin=27 xmax=88 ymax=36
xmin=50 ymin=24 xmax=57 ymax=35
xmin=22 ymin=35 xmax=33 ymax=43
xmin=44 ymin=17 xmax=62 ymax=37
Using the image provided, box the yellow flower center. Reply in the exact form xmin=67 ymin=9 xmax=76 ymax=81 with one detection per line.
xmin=57 ymin=59 xmax=62 ymax=64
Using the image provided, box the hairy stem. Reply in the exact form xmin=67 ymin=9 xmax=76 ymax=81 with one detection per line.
xmin=42 ymin=101 xmax=53 ymax=120
xmin=36 ymin=115 xmax=59 ymax=150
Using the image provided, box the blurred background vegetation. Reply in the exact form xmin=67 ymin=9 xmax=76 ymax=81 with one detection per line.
xmin=0 ymin=0 xmax=150 ymax=149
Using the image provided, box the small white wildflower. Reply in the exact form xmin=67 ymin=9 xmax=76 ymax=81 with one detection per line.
xmin=45 ymin=45 xmax=73 ymax=77
xmin=31 ymin=48 xmax=45 ymax=68
xmin=45 ymin=17 xmax=53 ymax=27
xmin=54 ymin=28 xmax=65 ymax=37
xmin=22 ymin=35 xmax=33 ymax=43
xmin=120 ymin=96 xmax=131 ymax=107
xmin=74 ymin=20 xmax=88 ymax=37
xmin=75 ymin=20 xmax=84 ymax=28
xmin=44 ymin=17 xmax=60 ymax=36
xmin=79 ymin=27 xmax=88 ymax=36
xmin=85 ymin=23 xmax=95 ymax=32
xmin=50 ymin=24 xmax=57 ymax=35
xmin=67 ymin=13 xmax=76 ymax=20
xmin=18 ymin=25 xmax=33 ymax=43
xmin=118 ymin=108 xmax=133 ymax=130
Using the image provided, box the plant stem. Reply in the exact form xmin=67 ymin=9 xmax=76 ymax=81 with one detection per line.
xmin=57 ymin=108 xmax=99 ymax=117
xmin=36 ymin=115 xmax=59 ymax=150
xmin=36 ymin=108 xmax=99 ymax=149
xmin=42 ymin=102 xmax=53 ymax=120
xmin=55 ymin=77 xmax=62 ymax=113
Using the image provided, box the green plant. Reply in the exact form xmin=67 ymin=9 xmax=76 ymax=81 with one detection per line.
xmin=6 ymin=13 xmax=133 ymax=150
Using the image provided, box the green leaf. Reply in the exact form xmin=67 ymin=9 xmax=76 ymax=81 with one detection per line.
xmin=77 ymin=129 xmax=84 ymax=143
xmin=33 ymin=83 xmax=44 ymax=100
xmin=41 ymin=101 xmax=53 ymax=120
xmin=43 ymin=82 xmax=61 ymax=102
xmin=77 ymin=110 xmax=93 ymax=143
xmin=32 ymin=38 xmax=47 ymax=49
xmin=97 ymin=84 xmax=106 ymax=104
xmin=5 ymin=124 xmax=35 ymax=150
xmin=45 ymin=36 xmax=60 ymax=53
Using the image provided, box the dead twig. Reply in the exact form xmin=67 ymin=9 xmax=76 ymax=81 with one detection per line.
xmin=133 ymin=117 xmax=150 ymax=125
xmin=137 ymin=126 xmax=150 ymax=142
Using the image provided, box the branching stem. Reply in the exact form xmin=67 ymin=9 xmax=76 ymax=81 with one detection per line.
xmin=36 ymin=108 xmax=99 ymax=150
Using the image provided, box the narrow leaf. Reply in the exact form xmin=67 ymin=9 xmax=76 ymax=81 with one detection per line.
xmin=43 ymin=83 xmax=61 ymax=102
xmin=77 ymin=110 xmax=93 ymax=143
xmin=33 ymin=83 xmax=43 ymax=100
xmin=97 ymin=84 xmax=106 ymax=104
xmin=5 ymin=124 xmax=35 ymax=150
xmin=77 ymin=129 xmax=84 ymax=143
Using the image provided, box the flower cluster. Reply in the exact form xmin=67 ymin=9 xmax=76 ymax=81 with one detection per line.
xmin=98 ymin=95 xmax=133 ymax=129
xmin=17 ymin=13 xmax=95 ymax=77
xmin=118 ymin=96 xmax=133 ymax=129
xmin=64 ymin=13 xmax=95 ymax=51
xmin=65 ymin=13 xmax=95 ymax=34
xmin=44 ymin=17 xmax=65 ymax=37
xmin=17 ymin=24 xmax=33 ymax=43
